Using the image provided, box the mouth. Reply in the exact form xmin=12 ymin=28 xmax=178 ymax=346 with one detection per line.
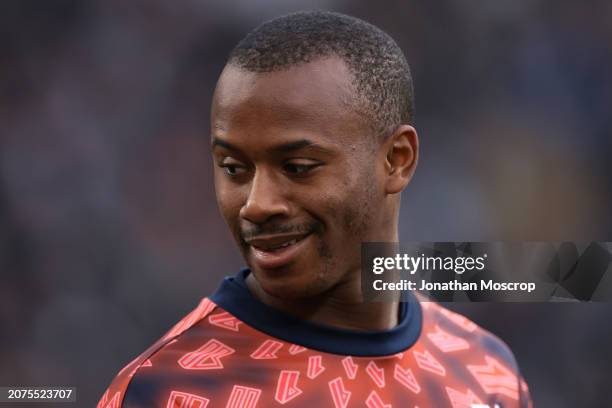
xmin=245 ymin=232 xmax=313 ymax=269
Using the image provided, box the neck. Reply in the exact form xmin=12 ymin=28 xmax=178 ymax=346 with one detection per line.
xmin=245 ymin=268 xmax=401 ymax=331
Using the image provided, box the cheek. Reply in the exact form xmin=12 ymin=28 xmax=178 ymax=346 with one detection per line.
xmin=339 ymin=172 xmax=378 ymax=238
xmin=318 ymin=175 xmax=375 ymax=238
xmin=214 ymin=180 xmax=244 ymax=224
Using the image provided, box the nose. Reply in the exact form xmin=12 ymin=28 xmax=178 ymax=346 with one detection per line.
xmin=239 ymin=169 xmax=290 ymax=224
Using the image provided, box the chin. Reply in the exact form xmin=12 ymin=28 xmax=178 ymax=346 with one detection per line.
xmin=253 ymin=264 xmax=333 ymax=301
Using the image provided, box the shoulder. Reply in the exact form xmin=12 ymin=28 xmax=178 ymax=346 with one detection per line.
xmin=159 ymin=297 xmax=219 ymax=340
xmin=419 ymin=300 xmax=521 ymax=374
xmin=96 ymin=297 xmax=221 ymax=408
xmin=417 ymin=301 xmax=532 ymax=406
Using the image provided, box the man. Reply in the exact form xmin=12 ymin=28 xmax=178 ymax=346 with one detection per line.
xmin=99 ymin=11 xmax=531 ymax=408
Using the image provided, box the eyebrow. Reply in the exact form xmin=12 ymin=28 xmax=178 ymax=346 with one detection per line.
xmin=211 ymin=137 xmax=241 ymax=152
xmin=211 ymin=137 xmax=334 ymax=155
xmin=271 ymin=139 xmax=315 ymax=153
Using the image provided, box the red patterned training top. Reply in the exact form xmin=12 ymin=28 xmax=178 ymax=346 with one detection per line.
xmin=98 ymin=269 xmax=532 ymax=408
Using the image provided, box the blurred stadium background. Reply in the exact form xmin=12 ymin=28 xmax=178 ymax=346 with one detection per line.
xmin=1 ymin=1 xmax=611 ymax=406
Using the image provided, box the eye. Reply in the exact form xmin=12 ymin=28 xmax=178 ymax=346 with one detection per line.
xmin=222 ymin=165 xmax=245 ymax=176
xmin=218 ymin=158 xmax=247 ymax=176
xmin=283 ymin=160 xmax=320 ymax=175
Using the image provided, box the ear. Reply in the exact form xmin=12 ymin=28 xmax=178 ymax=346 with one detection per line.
xmin=383 ymin=125 xmax=419 ymax=194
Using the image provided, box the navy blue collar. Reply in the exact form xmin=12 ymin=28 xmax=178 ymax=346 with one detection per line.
xmin=210 ymin=269 xmax=422 ymax=356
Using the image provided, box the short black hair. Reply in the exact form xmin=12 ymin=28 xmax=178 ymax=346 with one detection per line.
xmin=228 ymin=10 xmax=414 ymax=136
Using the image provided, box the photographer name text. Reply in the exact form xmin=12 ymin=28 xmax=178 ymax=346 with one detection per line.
xmin=372 ymin=279 xmax=536 ymax=293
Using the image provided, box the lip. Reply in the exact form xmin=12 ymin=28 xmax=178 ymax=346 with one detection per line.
xmin=248 ymin=232 xmax=312 ymax=269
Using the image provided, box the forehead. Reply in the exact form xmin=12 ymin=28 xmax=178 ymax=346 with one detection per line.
xmin=211 ymin=57 xmax=363 ymax=144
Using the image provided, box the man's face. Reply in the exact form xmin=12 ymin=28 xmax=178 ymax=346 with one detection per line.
xmin=211 ymin=57 xmax=386 ymax=300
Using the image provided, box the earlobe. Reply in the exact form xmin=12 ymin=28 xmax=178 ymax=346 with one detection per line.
xmin=384 ymin=125 xmax=419 ymax=194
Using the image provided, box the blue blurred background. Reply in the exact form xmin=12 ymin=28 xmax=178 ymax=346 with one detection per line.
xmin=1 ymin=1 xmax=611 ymax=406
